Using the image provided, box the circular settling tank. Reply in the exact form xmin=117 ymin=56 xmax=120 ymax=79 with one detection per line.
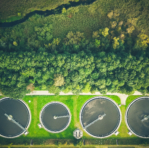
xmin=40 ymin=102 xmax=71 ymax=133
xmin=80 ymin=96 xmax=121 ymax=138
xmin=0 ymin=97 xmax=31 ymax=138
xmin=126 ymin=97 xmax=149 ymax=138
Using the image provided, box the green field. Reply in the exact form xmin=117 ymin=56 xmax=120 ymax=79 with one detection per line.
xmin=23 ymin=95 xmax=74 ymax=139
xmin=22 ymin=95 xmax=144 ymax=139
xmin=0 ymin=0 xmax=74 ymax=21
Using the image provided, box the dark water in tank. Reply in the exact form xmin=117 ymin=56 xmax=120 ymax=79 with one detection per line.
xmin=41 ymin=103 xmax=70 ymax=132
xmin=127 ymin=98 xmax=149 ymax=137
xmin=81 ymin=98 xmax=120 ymax=137
xmin=0 ymin=98 xmax=30 ymax=137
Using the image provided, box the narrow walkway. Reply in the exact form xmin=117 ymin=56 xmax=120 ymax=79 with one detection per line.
xmin=25 ymin=91 xmax=148 ymax=105
xmin=0 ymin=91 xmax=148 ymax=105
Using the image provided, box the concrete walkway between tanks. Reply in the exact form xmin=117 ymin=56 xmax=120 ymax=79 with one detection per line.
xmin=26 ymin=91 xmax=148 ymax=105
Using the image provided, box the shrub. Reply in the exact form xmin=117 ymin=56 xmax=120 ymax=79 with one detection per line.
xmin=82 ymin=83 xmax=91 ymax=93
xmin=13 ymin=41 xmax=18 ymax=46
xmin=54 ymin=74 xmax=65 ymax=87
xmin=107 ymin=11 xmax=113 ymax=19
xmin=113 ymin=37 xmax=119 ymax=49
xmin=62 ymin=7 xmax=67 ymax=13
xmin=102 ymin=27 xmax=109 ymax=37
xmin=94 ymin=39 xmax=100 ymax=47
xmin=126 ymin=25 xmax=135 ymax=34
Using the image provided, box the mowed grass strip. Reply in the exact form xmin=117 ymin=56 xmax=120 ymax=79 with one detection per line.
xmin=23 ymin=95 xmax=75 ymax=139
xmin=22 ymin=95 xmax=121 ymax=139
xmin=117 ymin=106 xmax=138 ymax=138
xmin=118 ymin=106 xmax=128 ymax=138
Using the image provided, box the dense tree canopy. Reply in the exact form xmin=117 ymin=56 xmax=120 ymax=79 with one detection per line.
xmin=0 ymin=14 xmax=149 ymax=99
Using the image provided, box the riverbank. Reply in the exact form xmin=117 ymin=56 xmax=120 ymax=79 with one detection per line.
xmin=1 ymin=0 xmax=149 ymax=36
xmin=0 ymin=0 xmax=75 ymax=21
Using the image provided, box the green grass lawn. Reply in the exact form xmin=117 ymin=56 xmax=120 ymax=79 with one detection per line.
xmin=22 ymin=95 xmax=143 ymax=140
xmin=118 ymin=105 xmax=137 ymax=139
xmin=0 ymin=95 xmax=144 ymax=142
xmin=23 ymin=95 xmax=75 ymax=139
xmin=22 ymin=95 xmax=121 ymax=139
xmin=22 ymin=95 xmax=125 ymax=139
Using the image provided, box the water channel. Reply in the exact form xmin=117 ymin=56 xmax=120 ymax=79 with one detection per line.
xmin=0 ymin=0 xmax=96 ymax=28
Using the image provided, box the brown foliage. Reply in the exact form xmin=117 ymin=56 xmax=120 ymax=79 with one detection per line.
xmin=64 ymin=31 xmax=84 ymax=45
xmin=110 ymin=21 xmax=117 ymax=28
xmin=26 ymin=83 xmax=35 ymax=92
xmin=119 ymin=21 xmax=123 ymax=26
xmin=120 ymin=33 xmax=125 ymax=40
xmin=67 ymin=13 xmax=72 ymax=18
xmin=107 ymin=11 xmax=113 ymax=19
xmin=54 ymin=74 xmax=65 ymax=86
xmin=126 ymin=25 xmax=135 ymax=34
xmin=127 ymin=18 xmax=138 ymax=26
xmin=92 ymin=31 xmax=99 ymax=38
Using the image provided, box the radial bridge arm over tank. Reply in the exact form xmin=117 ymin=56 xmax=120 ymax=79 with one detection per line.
xmin=54 ymin=115 xmax=70 ymax=119
xmin=4 ymin=113 xmax=27 ymax=131
xmin=141 ymin=115 xmax=149 ymax=122
xmin=84 ymin=113 xmax=106 ymax=129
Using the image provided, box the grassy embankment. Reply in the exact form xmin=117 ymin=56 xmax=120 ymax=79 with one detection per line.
xmin=0 ymin=0 xmax=74 ymax=22
xmin=1 ymin=0 xmax=149 ymax=36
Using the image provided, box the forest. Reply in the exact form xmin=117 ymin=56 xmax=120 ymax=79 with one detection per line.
xmin=0 ymin=0 xmax=149 ymax=99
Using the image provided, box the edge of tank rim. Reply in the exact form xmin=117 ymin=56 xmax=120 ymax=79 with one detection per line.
xmin=39 ymin=101 xmax=71 ymax=133
xmin=0 ymin=97 xmax=31 ymax=138
xmin=125 ymin=96 xmax=149 ymax=139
